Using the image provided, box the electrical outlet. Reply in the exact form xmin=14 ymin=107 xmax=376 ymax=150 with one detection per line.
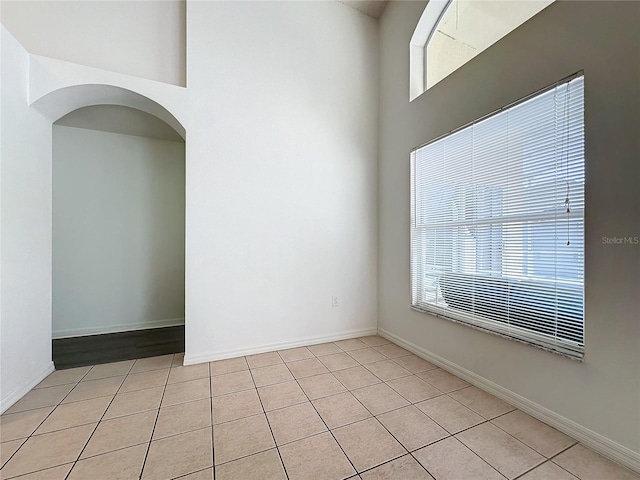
xmin=332 ymin=296 xmax=338 ymax=307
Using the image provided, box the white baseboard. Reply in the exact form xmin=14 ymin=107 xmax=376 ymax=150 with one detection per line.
xmin=52 ymin=318 xmax=185 ymax=339
xmin=378 ymin=328 xmax=640 ymax=474
xmin=0 ymin=362 xmax=55 ymax=414
xmin=183 ymin=326 xmax=378 ymax=365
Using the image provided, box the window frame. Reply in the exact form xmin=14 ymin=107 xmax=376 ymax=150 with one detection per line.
xmin=410 ymin=0 xmax=555 ymax=101
xmin=409 ymin=72 xmax=586 ymax=359
xmin=410 ymin=0 xmax=450 ymax=101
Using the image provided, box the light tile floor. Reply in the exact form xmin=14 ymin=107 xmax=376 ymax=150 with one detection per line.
xmin=1 ymin=336 xmax=638 ymax=480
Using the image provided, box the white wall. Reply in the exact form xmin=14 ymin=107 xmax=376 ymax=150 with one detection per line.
xmin=379 ymin=0 xmax=639 ymax=460
xmin=185 ymin=1 xmax=379 ymax=362
xmin=0 ymin=0 xmax=378 ymax=410
xmin=56 ymin=105 xmax=184 ymax=142
xmin=52 ymin=126 xmax=185 ymax=338
xmin=0 ymin=0 xmax=186 ymax=86
xmin=0 ymin=26 xmax=53 ymax=412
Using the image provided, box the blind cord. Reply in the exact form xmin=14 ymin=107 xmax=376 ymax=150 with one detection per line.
xmin=562 ymin=84 xmax=572 ymax=246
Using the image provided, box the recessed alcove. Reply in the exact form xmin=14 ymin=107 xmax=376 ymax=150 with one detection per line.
xmin=51 ymin=105 xmax=186 ymax=367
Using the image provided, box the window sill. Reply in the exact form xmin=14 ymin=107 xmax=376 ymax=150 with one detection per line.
xmin=409 ymin=304 xmax=585 ymax=362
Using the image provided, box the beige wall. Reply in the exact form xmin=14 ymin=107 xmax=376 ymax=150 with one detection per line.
xmin=379 ymin=0 xmax=639 ymax=455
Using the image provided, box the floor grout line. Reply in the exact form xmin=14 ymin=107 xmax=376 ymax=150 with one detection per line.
xmin=3 ymin=340 xmax=627 ymax=480
xmin=136 ymin=354 xmax=173 ymax=480
xmin=512 ymin=459 xmax=554 ymax=480
xmin=324 ymin=368 xmax=422 ymax=475
xmin=63 ymin=359 xmax=136 ymax=480
xmin=536 ymin=442 xmax=584 ymax=479
xmin=357 ymin=452 xmax=433 ymax=479
xmin=278 ymin=351 xmax=361 ymax=478
xmin=0 ymin=366 xmax=130 ymax=478
xmin=209 ymin=359 xmax=215 ymax=480
xmin=301 ymin=353 xmax=508 ymax=479
xmin=246 ymin=350 xmax=290 ymax=480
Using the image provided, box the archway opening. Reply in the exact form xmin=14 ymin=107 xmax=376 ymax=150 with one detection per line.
xmin=39 ymin=92 xmax=187 ymax=368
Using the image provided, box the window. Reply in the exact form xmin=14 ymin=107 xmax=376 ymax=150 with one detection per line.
xmin=410 ymin=74 xmax=585 ymax=358
xmin=410 ymin=0 xmax=554 ymax=100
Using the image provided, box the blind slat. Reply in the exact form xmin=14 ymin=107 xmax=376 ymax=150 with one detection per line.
xmin=410 ymin=75 xmax=585 ymax=358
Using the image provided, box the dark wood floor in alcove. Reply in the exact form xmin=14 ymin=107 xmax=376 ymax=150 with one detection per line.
xmin=52 ymin=325 xmax=185 ymax=369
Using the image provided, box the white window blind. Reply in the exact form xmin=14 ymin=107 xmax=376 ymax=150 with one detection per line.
xmin=410 ymin=74 xmax=585 ymax=358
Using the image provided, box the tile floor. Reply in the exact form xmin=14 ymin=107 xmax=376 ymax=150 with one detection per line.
xmin=1 ymin=336 xmax=638 ymax=480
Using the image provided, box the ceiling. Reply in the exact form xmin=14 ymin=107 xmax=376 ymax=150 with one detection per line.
xmin=338 ymin=0 xmax=389 ymax=19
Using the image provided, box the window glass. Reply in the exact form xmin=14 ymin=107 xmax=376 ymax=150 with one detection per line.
xmin=426 ymin=0 xmax=554 ymax=89
xmin=410 ymin=75 xmax=585 ymax=357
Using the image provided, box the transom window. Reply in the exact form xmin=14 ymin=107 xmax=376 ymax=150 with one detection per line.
xmin=410 ymin=0 xmax=554 ymax=100
xmin=410 ymin=74 xmax=585 ymax=358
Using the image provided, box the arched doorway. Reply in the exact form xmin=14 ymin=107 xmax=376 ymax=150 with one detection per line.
xmin=32 ymin=85 xmax=187 ymax=369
